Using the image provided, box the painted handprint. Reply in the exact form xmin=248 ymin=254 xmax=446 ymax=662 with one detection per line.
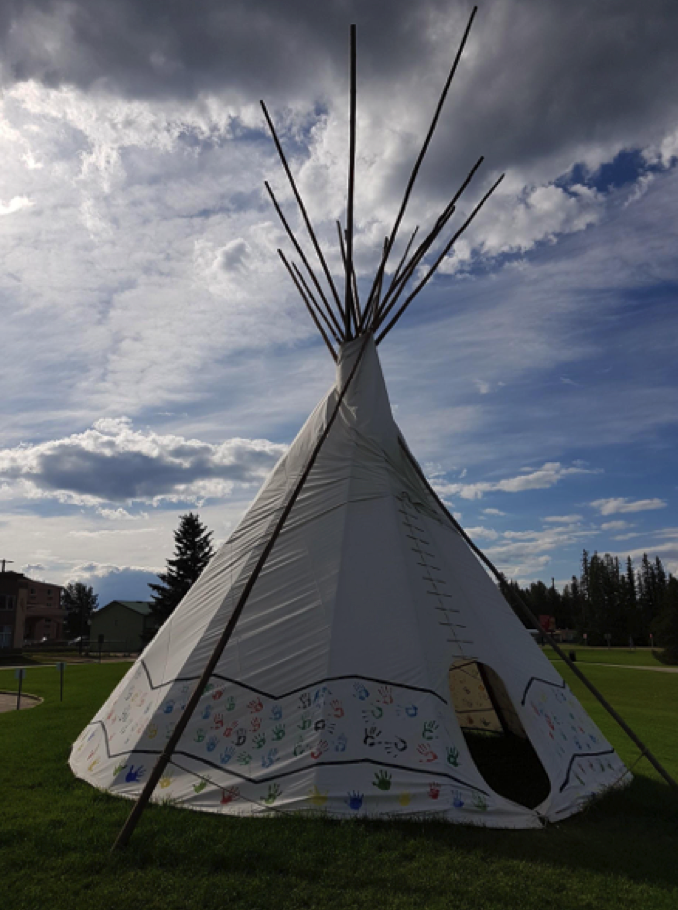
xmin=299 ymin=692 xmax=312 ymax=710
xmin=163 ymin=700 xmax=175 ymax=715
xmin=330 ymin=698 xmax=344 ymax=718
xmin=221 ymin=786 xmax=240 ymax=805
xmin=384 ymin=737 xmax=408 ymax=756
xmin=113 ymin=762 xmax=128 ymax=776
xmin=310 ymin=739 xmax=329 ymax=760
xmin=270 ymin=704 xmax=282 ymax=721
xmin=194 ymin=728 xmax=207 ymax=743
xmin=373 ymin=770 xmax=392 ymax=791
xmin=334 ymin=733 xmax=348 ymax=752
xmin=223 ymin=719 xmax=240 ymax=737
xmin=261 ymin=748 xmax=279 ymax=769
xmin=399 ymin=792 xmax=411 ymax=807
xmin=159 ymin=774 xmax=172 ymax=789
xmin=363 ymin=726 xmax=382 ymax=747
xmin=428 ymin=782 xmax=441 ymax=800
xmin=125 ymin=765 xmax=145 ymax=783
xmin=272 ymin=724 xmax=285 ymax=741
xmin=362 ymin=706 xmax=383 ymax=722
xmin=234 ymin=728 xmax=247 ymax=747
xmin=263 ymin=783 xmax=281 ymax=806
xmin=250 ymin=715 xmax=262 ymax=732
xmin=237 ymin=752 xmax=252 ymax=766
xmin=446 ymin=746 xmax=460 ymax=767
xmin=452 ymin=790 xmax=464 ymax=808
xmin=219 ymin=746 xmax=235 ymax=765
xmin=422 ymin=720 xmax=439 ymax=741
xmin=416 ymin=744 xmax=437 ymax=763
xmin=225 ymin=696 xmax=236 ymax=712
xmin=252 ymin=732 xmax=266 ymax=750
xmin=146 ymin=723 xmax=158 ymax=740
xmin=345 ymin=791 xmax=364 ymax=811
xmin=353 ymin=682 xmax=370 ymax=701
xmin=206 ymin=735 xmax=219 ymax=753
xmin=472 ymin=793 xmax=488 ymax=812
xmin=87 ymin=758 xmax=100 ymax=772
xmin=202 ymin=704 xmax=212 ymax=720
xmin=193 ymin=778 xmax=209 ymax=794
xmin=293 ymin=738 xmax=307 ymax=757
xmin=212 ymin=712 xmax=224 ymax=729
xmin=309 ymin=785 xmax=328 ymax=807
xmin=165 ymin=722 xmax=176 ymax=741
xmin=248 ymin=697 xmax=263 ymax=713
xmin=377 ymin=685 xmax=394 ymax=705
xmin=212 ymin=689 xmax=223 ymax=701
xmin=298 ymin=713 xmax=312 ymax=731
xmin=397 ymin=704 xmax=418 ymax=718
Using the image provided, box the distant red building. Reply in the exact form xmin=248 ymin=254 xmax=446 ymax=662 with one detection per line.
xmin=0 ymin=569 xmax=65 ymax=649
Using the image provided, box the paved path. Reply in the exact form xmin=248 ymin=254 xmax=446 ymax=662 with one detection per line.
xmin=0 ymin=691 xmax=42 ymax=713
xmin=552 ymin=660 xmax=678 ymax=673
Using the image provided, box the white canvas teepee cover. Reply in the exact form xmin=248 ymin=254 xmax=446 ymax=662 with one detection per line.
xmin=71 ymin=337 xmax=628 ymax=827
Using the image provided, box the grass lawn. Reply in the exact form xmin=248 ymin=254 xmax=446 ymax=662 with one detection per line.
xmin=546 ymin=646 xmax=666 ymax=668
xmin=0 ymin=662 xmax=677 ymax=910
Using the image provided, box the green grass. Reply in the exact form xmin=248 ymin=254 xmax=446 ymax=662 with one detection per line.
xmin=0 ymin=663 xmax=677 ymax=910
xmin=546 ymin=646 xmax=666 ymax=667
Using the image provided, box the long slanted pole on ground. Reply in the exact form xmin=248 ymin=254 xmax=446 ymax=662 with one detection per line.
xmin=398 ymin=437 xmax=678 ymax=793
xmin=364 ymin=5 xmax=478 ymax=310
xmin=261 ymin=102 xmax=346 ymax=327
xmin=111 ymin=337 xmax=372 ymax=852
xmin=345 ymin=25 xmax=357 ymax=338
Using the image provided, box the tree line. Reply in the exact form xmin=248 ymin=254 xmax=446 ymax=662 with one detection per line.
xmin=500 ymin=549 xmax=678 ymax=661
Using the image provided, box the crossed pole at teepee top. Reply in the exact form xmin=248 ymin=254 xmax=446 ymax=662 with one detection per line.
xmin=112 ymin=11 xmax=676 ymax=851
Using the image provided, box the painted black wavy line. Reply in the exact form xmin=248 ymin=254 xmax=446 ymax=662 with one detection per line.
xmin=558 ymin=748 xmax=616 ymax=792
xmin=520 ymin=676 xmax=567 ymax=706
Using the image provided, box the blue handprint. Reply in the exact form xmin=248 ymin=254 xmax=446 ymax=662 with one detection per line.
xmin=125 ymin=764 xmax=145 ymax=783
xmin=270 ymin=705 xmax=283 ymax=721
xmin=219 ymin=746 xmax=235 ymax=765
xmin=206 ymin=735 xmax=218 ymax=753
xmin=163 ymin=700 xmax=175 ymax=715
xmin=346 ymin=791 xmax=364 ymax=810
xmin=202 ymin=704 xmax=212 ymax=720
xmin=452 ymin=790 xmax=464 ymax=808
xmin=261 ymin=748 xmax=279 ymax=769
xmin=334 ymin=733 xmax=348 ymax=752
xmin=353 ymin=683 xmax=369 ymax=701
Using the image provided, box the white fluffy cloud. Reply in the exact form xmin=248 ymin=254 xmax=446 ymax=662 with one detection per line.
xmin=434 ymin=462 xmax=596 ymax=501
xmin=591 ymin=498 xmax=667 ymax=516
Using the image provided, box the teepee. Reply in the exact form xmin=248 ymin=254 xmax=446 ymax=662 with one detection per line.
xmin=71 ymin=12 xmax=656 ymax=840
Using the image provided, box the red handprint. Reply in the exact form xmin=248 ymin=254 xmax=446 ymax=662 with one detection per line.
xmin=330 ymin=699 xmax=345 ymax=718
xmin=220 ymin=786 xmax=240 ymax=805
xmin=429 ymin=782 xmax=441 ymax=800
xmin=212 ymin=712 xmax=224 ymax=729
xmin=248 ymin=697 xmax=263 ymax=713
xmin=311 ymin=739 xmax=329 ymax=760
xmin=250 ymin=716 xmax=262 ymax=731
xmin=417 ymin=744 xmax=438 ymax=763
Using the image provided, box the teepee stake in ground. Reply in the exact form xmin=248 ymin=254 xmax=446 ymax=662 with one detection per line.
xmin=67 ymin=13 xmax=672 ymax=853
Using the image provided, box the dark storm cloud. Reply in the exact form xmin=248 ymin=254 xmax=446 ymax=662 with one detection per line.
xmin=3 ymin=1 xmax=678 ymax=198
xmin=0 ymin=419 xmax=286 ymax=503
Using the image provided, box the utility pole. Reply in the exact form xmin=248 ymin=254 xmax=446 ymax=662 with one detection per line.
xmin=1 ymin=559 xmax=14 ymax=573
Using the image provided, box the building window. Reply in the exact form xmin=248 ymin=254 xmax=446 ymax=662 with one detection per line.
xmin=0 ymin=626 xmax=12 ymax=648
xmin=0 ymin=595 xmax=16 ymax=610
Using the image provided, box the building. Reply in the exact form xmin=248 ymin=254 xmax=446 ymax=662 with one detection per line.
xmin=89 ymin=601 xmax=158 ymax=653
xmin=0 ymin=569 xmax=65 ymax=649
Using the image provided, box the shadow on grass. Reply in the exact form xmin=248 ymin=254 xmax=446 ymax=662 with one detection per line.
xmin=111 ymin=774 xmax=678 ymax=895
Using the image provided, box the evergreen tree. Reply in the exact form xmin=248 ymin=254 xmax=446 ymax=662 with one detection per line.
xmin=63 ymin=582 xmax=98 ymax=643
xmin=149 ymin=513 xmax=215 ymax=626
xmin=652 ymin=577 xmax=678 ymax=664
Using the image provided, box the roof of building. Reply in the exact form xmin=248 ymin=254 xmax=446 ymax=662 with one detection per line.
xmin=99 ymin=600 xmax=153 ymax=616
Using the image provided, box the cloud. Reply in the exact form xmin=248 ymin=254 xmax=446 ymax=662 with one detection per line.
xmin=600 ymin=520 xmax=633 ymax=531
xmin=0 ymin=417 xmax=286 ymax=506
xmin=482 ymin=508 xmax=505 ymax=516
xmin=543 ymin=514 xmax=582 ymax=524
xmin=434 ymin=462 xmax=596 ymax=501
xmin=0 ymin=195 xmax=33 ymax=215
xmin=591 ymin=497 xmax=667 ymax=516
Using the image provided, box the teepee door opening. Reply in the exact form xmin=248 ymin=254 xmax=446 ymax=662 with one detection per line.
xmin=448 ymin=660 xmax=551 ymax=809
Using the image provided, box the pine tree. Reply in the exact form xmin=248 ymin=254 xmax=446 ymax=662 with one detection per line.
xmin=63 ymin=582 xmax=99 ymax=643
xmin=149 ymin=513 xmax=215 ymax=626
xmin=652 ymin=577 xmax=678 ymax=664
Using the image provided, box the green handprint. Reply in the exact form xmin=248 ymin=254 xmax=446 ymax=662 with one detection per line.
xmin=263 ymin=783 xmax=281 ymax=805
xmin=298 ymin=712 xmax=312 ymax=731
xmin=372 ymin=770 xmax=392 ymax=791
xmin=422 ymin=720 xmax=439 ymax=741
xmin=253 ymin=732 xmax=266 ymax=749
xmin=272 ymin=724 xmax=285 ymax=741
xmin=446 ymin=745 xmax=460 ymax=767
xmin=237 ymin=751 xmax=252 ymax=766
xmin=113 ymin=762 xmax=128 ymax=776
xmin=471 ymin=793 xmax=488 ymax=812
xmin=193 ymin=778 xmax=209 ymax=794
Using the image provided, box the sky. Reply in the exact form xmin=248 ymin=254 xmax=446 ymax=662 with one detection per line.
xmin=1 ymin=0 xmax=677 ymax=605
